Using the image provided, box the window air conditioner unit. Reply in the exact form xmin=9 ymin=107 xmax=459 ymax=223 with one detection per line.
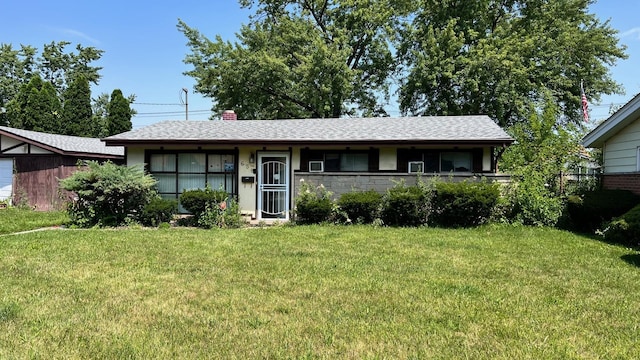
xmin=309 ymin=161 xmax=324 ymax=172
xmin=408 ymin=161 xmax=424 ymax=173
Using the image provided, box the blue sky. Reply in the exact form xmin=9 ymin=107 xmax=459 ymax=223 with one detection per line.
xmin=2 ymin=0 xmax=639 ymax=128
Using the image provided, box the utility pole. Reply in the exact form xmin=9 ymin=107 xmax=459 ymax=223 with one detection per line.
xmin=181 ymin=88 xmax=189 ymax=120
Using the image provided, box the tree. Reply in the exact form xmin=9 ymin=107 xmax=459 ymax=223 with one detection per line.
xmin=500 ymin=93 xmax=581 ymax=226
xmin=398 ymin=0 xmax=626 ymax=127
xmin=105 ymin=89 xmax=133 ymax=136
xmin=6 ymin=74 xmax=61 ymax=132
xmin=38 ymin=41 xmax=103 ymax=94
xmin=0 ymin=41 xmax=103 ymax=128
xmin=0 ymin=44 xmax=36 ymax=126
xmin=178 ymin=0 xmax=414 ymax=119
xmin=61 ymin=74 xmax=94 ymax=136
xmin=91 ymin=92 xmax=110 ymax=137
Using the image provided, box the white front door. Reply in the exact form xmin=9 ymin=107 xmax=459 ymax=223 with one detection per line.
xmin=257 ymin=152 xmax=290 ymax=220
xmin=0 ymin=158 xmax=13 ymax=202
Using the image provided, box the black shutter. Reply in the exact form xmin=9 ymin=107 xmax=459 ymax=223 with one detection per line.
xmin=300 ymin=148 xmax=310 ymax=172
xmin=472 ymin=148 xmax=483 ymax=173
xmin=397 ymin=148 xmax=408 ymax=173
xmin=368 ymin=148 xmax=379 ymax=172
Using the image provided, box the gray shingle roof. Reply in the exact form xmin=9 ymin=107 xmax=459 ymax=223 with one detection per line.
xmin=0 ymin=126 xmax=124 ymax=157
xmin=105 ymin=116 xmax=513 ymax=145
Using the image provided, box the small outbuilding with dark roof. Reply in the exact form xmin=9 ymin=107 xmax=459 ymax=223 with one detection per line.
xmin=0 ymin=126 xmax=124 ymax=210
xmin=104 ymin=115 xmax=513 ymax=221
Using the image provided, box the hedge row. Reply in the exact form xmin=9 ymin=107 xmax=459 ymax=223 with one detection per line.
xmin=295 ymin=179 xmax=501 ymax=228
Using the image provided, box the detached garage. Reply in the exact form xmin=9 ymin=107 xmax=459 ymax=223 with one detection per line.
xmin=0 ymin=126 xmax=124 ymax=210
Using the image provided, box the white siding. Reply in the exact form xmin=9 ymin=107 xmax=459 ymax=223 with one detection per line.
xmin=29 ymin=146 xmax=54 ymax=154
xmin=0 ymin=158 xmax=12 ymax=201
xmin=237 ymin=147 xmax=258 ymax=217
xmin=604 ymin=117 xmax=640 ymax=173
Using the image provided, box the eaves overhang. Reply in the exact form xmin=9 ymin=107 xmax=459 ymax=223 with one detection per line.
xmin=582 ymin=93 xmax=640 ymax=148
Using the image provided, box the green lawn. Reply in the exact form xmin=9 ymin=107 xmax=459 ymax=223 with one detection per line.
xmin=0 ymin=207 xmax=68 ymax=234
xmin=1 ymin=225 xmax=639 ymax=359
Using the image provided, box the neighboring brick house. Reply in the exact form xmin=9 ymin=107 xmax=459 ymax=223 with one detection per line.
xmin=0 ymin=126 xmax=124 ymax=210
xmin=104 ymin=114 xmax=513 ymax=221
xmin=583 ymin=93 xmax=640 ymax=195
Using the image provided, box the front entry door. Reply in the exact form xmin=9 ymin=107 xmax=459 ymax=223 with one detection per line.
xmin=257 ymin=152 xmax=290 ymax=220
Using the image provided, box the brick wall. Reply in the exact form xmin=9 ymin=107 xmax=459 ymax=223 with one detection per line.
xmin=293 ymin=172 xmax=510 ymax=200
xmin=602 ymin=173 xmax=640 ymax=195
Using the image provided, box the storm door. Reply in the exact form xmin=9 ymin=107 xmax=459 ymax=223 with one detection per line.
xmin=257 ymin=152 xmax=290 ymax=220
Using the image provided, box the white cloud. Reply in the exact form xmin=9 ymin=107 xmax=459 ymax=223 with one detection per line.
xmin=52 ymin=27 xmax=101 ymax=45
xmin=620 ymin=27 xmax=640 ymax=41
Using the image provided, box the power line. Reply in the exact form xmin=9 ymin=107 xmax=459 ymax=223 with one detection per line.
xmin=132 ymin=102 xmax=183 ymax=106
xmin=135 ymin=109 xmax=212 ymax=118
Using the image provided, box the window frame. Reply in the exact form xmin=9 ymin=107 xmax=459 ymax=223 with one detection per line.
xmin=146 ymin=150 xmax=238 ymax=210
xmin=398 ymin=148 xmax=482 ymax=173
xmin=301 ymin=149 xmax=378 ymax=172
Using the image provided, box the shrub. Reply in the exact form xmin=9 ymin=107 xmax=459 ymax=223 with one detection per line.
xmin=294 ymin=181 xmax=334 ymax=224
xmin=60 ymin=161 xmax=157 ymax=227
xmin=431 ymin=180 xmax=500 ymax=228
xmin=505 ymin=177 xmax=564 ymax=227
xmin=603 ymin=204 xmax=640 ymax=248
xmin=180 ymin=186 xmax=228 ymax=217
xmin=379 ymin=181 xmax=431 ymax=227
xmin=141 ymin=197 xmax=178 ymax=227
xmin=197 ymin=196 xmax=244 ymax=229
xmin=337 ymin=190 xmax=382 ymax=224
xmin=567 ymin=189 xmax=640 ymax=233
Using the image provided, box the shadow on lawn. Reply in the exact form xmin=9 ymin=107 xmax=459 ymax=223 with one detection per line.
xmin=621 ymin=254 xmax=640 ymax=268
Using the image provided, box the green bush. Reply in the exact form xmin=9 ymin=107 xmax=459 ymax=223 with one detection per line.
xmin=505 ymin=177 xmax=564 ymax=227
xmin=603 ymin=204 xmax=640 ymax=248
xmin=567 ymin=189 xmax=640 ymax=233
xmin=380 ymin=181 xmax=431 ymax=227
xmin=141 ymin=197 xmax=178 ymax=227
xmin=197 ymin=197 xmax=244 ymax=229
xmin=180 ymin=186 xmax=228 ymax=217
xmin=60 ymin=161 xmax=157 ymax=227
xmin=431 ymin=180 xmax=500 ymax=228
xmin=337 ymin=190 xmax=382 ymax=224
xmin=294 ymin=181 xmax=334 ymax=224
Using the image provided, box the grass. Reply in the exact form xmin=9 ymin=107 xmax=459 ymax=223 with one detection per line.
xmin=1 ymin=224 xmax=639 ymax=358
xmin=0 ymin=207 xmax=68 ymax=235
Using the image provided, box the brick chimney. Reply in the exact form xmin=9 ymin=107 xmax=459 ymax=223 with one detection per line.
xmin=222 ymin=110 xmax=237 ymax=121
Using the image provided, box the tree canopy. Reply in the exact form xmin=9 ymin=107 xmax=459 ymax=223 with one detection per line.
xmin=106 ymin=89 xmax=134 ymax=136
xmin=180 ymin=0 xmax=626 ymax=125
xmin=1 ymin=41 xmax=134 ymax=137
xmin=61 ymin=74 xmax=94 ymax=136
xmin=398 ymin=0 xmax=627 ymax=127
xmin=6 ymin=74 xmax=61 ymax=133
xmin=178 ymin=0 xmax=414 ymax=119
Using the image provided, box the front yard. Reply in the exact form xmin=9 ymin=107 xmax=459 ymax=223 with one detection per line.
xmin=1 ymin=224 xmax=639 ymax=358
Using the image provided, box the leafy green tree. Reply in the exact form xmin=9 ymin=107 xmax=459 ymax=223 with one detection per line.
xmin=398 ymin=0 xmax=626 ymax=127
xmin=39 ymin=41 xmax=103 ymax=94
xmin=178 ymin=0 xmax=414 ymax=119
xmin=61 ymin=74 xmax=94 ymax=136
xmin=6 ymin=74 xmax=61 ymax=132
xmin=106 ymin=89 xmax=133 ymax=136
xmin=1 ymin=41 xmax=103 ymax=129
xmin=0 ymin=44 xmax=37 ymax=126
xmin=500 ymin=93 xmax=580 ymax=226
xmin=91 ymin=92 xmax=110 ymax=137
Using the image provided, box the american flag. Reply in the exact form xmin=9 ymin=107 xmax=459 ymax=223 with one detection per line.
xmin=581 ymin=81 xmax=589 ymax=122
